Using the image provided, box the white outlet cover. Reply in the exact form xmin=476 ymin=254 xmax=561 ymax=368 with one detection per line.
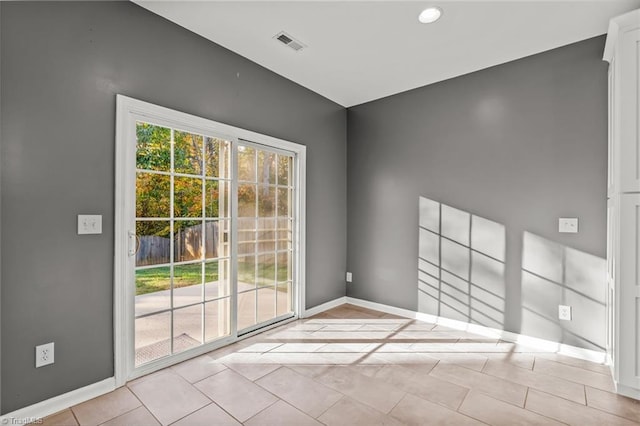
xmin=35 ymin=342 xmax=55 ymax=368
xmin=558 ymin=305 xmax=572 ymax=321
xmin=346 ymin=272 xmax=353 ymax=283
xmin=78 ymin=214 xmax=102 ymax=235
xmin=559 ymin=217 xmax=578 ymax=233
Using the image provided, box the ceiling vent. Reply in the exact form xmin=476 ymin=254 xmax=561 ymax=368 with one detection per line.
xmin=274 ymin=31 xmax=306 ymax=52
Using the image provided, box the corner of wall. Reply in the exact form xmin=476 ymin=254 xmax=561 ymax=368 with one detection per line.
xmin=1 ymin=1 xmax=4 ymax=415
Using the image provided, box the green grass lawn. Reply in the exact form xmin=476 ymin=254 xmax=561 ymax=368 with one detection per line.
xmin=238 ymin=261 xmax=291 ymax=287
xmin=136 ymin=263 xmax=216 ymax=295
xmin=136 ymin=261 xmax=290 ymax=296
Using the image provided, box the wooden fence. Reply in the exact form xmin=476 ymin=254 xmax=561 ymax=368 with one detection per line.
xmin=136 ymin=222 xmax=220 ymax=266
xmin=136 ymin=218 xmax=292 ymax=266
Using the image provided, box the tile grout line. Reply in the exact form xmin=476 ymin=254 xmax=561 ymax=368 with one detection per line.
xmin=249 ymin=365 xmax=332 ymax=421
xmin=585 ymin=404 xmax=640 ymax=424
xmin=191 ymin=364 xmax=229 ymax=386
xmin=532 ymin=355 xmax=536 ymax=372
xmin=237 ymin=397 xmax=279 ymax=425
xmin=580 ymin=385 xmax=640 ymax=424
xmin=530 ymin=367 xmax=616 ymax=392
xmin=470 ymin=353 xmax=616 ymax=407
xmin=113 ymin=385 xmax=165 ymax=426
xmin=311 ymin=394 xmax=345 ymax=421
xmin=385 ymin=390 xmax=408 ymax=416
xmin=172 ymin=400 xmax=242 ymax=426
xmin=431 ymin=363 xmax=591 ymax=413
xmin=583 ymin=384 xmax=588 ymax=406
xmin=519 ymin=386 xmax=640 ymax=425
xmin=535 ymin=356 xmax=614 ymax=378
xmin=69 ymin=407 xmax=81 ymax=426
xmin=100 ymin=404 xmax=162 ymax=426
xmin=474 ymin=368 xmax=601 ymax=410
xmin=535 ymin=353 xmax=611 ymax=375
xmin=465 ymin=388 xmax=574 ymax=426
xmin=198 ymin=366 xmax=284 ymax=425
xmin=523 ymin=386 xmax=530 ymax=408
xmin=454 ymin=387 xmax=471 ymax=412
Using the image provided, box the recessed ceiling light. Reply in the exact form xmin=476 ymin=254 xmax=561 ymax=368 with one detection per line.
xmin=418 ymin=6 xmax=443 ymax=24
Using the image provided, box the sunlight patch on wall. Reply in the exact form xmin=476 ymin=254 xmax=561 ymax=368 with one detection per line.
xmin=418 ymin=197 xmax=506 ymax=329
xmin=521 ymin=232 xmax=606 ymax=351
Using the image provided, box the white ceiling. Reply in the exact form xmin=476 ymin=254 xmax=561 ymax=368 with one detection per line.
xmin=135 ymin=1 xmax=640 ymax=107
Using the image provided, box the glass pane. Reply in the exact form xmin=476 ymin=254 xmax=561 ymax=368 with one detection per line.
xmin=277 ymin=251 xmax=291 ymax=283
xmin=174 ymin=177 xmax=203 ymax=218
xmin=205 ymin=137 xmax=230 ymax=178
xmin=136 ymin=221 xmax=171 ymax=266
xmin=257 ymin=219 xmax=276 ymax=253
xmin=277 ymin=188 xmax=291 ymax=217
xmin=238 ymin=218 xmax=256 ymax=256
xmin=238 ymin=291 xmax=256 ymax=330
xmin=238 ymin=184 xmax=256 ymax=217
xmin=174 ymin=131 xmax=203 ymax=175
xmin=205 ymin=298 xmax=230 ymax=342
xmin=257 ymin=151 xmax=276 ymax=185
xmin=205 ymin=180 xmax=229 ymax=219
xmin=136 ymin=172 xmax=170 ymax=218
xmin=174 ymin=221 xmax=203 ymax=262
xmin=135 ymin=267 xmax=170 ymax=315
xmin=257 ymin=253 xmax=276 ymax=288
xmin=238 ymin=146 xmax=256 ymax=182
xmin=173 ymin=305 xmax=203 ymax=353
xmin=277 ymin=219 xmax=293 ymax=251
xmin=135 ymin=311 xmax=171 ymax=366
xmin=277 ymin=281 xmax=292 ymax=317
xmin=205 ymin=259 xmax=230 ymax=300
xmin=136 ymin=122 xmax=171 ymax=172
xmin=277 ymin=155 xmax=292 ymax=186
xmin=205 ymin=220 xmax=229 ymax=259
xmin=257 ymin=286 xmax=276 ymax=323
xmin=173 ymin=263 xmax=203 ymax=308
xmin=258 ymin=186 xmax=276 ymax=217
xmin=238 ymin=255 xmax=256 ymax=292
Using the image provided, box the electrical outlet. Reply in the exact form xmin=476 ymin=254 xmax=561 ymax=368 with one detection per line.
xmin=35 ymin=342 xmax=55 ymax=368
xmin=558 ymin=305 xmax=572 ymax=321
xmin=346 ymin=272 xmax=353 ymax=283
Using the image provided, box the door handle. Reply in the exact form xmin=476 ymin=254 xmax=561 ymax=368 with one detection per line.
xmin=128 ymin=232 xmax=140 ymax=257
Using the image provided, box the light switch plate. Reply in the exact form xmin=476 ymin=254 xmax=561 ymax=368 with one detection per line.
xmin=78 ymin=215 xmax=102 ymax=235
xmin=559 ymin=218 xmax=578 ymax=233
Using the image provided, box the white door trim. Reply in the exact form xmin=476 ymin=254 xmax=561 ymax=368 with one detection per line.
xmin=114 ymin=95 xmax=306 ymax=386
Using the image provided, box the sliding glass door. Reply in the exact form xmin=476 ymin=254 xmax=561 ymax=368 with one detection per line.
xmin=133 ymin=123 xmax=233 ymax=366
xmin=237 ymin=143 xmax=294 ymax=333
xmin=127 ymin=115 xmax=297 ymax=372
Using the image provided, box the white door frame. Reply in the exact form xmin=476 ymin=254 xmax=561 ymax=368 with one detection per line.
xmin=114 ymin=95 xmax=307 ymax=386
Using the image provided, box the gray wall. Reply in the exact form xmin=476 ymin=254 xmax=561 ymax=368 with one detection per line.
xmin=0 ymin=2 xmax=3 ymax=415
xmin=0 ymin=1 xmax=346 ymax=413
xmin=347 ymin=36 xmax=608 ymax=351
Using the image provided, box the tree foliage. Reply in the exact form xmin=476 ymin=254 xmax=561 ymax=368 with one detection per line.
xmin=135 ymin=122 xmax=292 ymax=250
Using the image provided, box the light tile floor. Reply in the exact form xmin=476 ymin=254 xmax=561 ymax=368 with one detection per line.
xmin=40 ymin=304 xmax=640 ymax=425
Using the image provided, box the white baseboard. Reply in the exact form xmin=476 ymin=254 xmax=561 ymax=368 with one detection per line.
xmin=615 ymin=382 xmax=640 ymax=400
xmin=0 ymin=377 xmax=115 ymax=423
xmin=344 ymin=296 xmax=607 ymax=364
xmin=302 ymin=296 xmax=347 ymax=318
